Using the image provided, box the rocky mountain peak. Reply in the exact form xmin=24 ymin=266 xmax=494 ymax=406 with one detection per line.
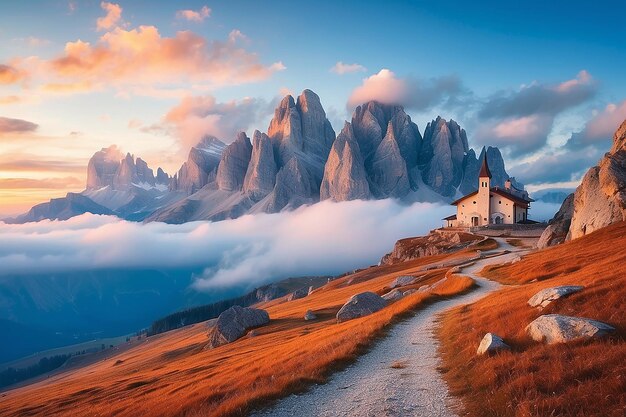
xmin=611 ymin=119 xmax=626 ymax=153
xmin=243 ymin=130 xmax=278 ymax=201
xmin=170 ymin=136 xmax=226 ymax=194
xmin=320 ymin=122 xmax=370 ymax=201
xmin=86 ymin=146 xmax=124 ymax=189
xmin=216 ymin=132 xmax=253 ymax=192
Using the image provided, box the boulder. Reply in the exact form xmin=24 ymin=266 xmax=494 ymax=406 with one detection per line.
xmin=304 ymin=310 xmax=317 ymax=321
xmin=527 ymin=286 xmax=584 ymax=309
xmin=526 ymin=314 xmax=615 ymax=344
xmin=390 ymin=275 xmax=417 ymax=289
xmin=207 ymin=305 xmax=270 ymax=348
xmin=336 ymin=292 xmax=387 ymax=323
xmin=476 ymin=333 xmax=510 ymax=355
xmin=382 ymin=289 xmax=404 ymax=302
xmin=287 ymin=287 xmax=309 ymax=301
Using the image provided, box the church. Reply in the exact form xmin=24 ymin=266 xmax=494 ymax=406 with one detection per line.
xmin=443 ymin=157 xmax=533 ymax=227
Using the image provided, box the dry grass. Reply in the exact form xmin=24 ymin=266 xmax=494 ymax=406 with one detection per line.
xmin=437 ymin=221 xmax=626 ymax=417
xmin=1 ymin=247 xmax=479 ymax=417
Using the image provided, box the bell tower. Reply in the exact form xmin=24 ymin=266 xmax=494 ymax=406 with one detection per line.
xmin=477 ymin=152 xmax=491 ymax=225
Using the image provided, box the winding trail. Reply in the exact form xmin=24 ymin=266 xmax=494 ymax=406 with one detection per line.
xmin=252 ymin=238 xmax=524 ymax=417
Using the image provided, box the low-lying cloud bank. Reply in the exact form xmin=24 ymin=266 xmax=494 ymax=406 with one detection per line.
xmin=0 ymin=200 xmax=453 ymax=291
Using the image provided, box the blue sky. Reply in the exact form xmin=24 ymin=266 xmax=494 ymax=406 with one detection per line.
xmin=1 ymin=0 xmax=625 ymax=213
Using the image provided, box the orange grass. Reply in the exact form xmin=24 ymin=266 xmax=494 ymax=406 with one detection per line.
xmin=437 ymin=221 xmax=626 ymax=417
xmin=1 ymin=248 xmax=478 ymax=417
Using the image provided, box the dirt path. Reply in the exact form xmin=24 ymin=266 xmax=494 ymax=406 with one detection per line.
xmin=251 ymin=238 xmax=524 ymax=417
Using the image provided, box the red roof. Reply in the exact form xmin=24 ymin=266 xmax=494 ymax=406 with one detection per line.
xmin=451 ymin=187 xmax=532 ymax=208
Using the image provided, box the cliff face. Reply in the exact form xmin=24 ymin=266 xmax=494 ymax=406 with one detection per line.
xmin=539 ymin=119 xmax=626 ymax=246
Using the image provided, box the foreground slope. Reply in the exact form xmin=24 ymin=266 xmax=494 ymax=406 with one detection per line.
xmin=438 ymin=221 xmax=626 ymax=417
xmin=0 ymin=240 xmax=491 ymax=417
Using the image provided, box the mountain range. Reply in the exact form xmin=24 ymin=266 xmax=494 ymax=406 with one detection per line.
xmin=6 ymin=89 xmax=522 ymax=224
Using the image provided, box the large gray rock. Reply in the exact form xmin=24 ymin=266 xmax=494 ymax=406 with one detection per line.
xmin=243 ymin=130 xmax=277 ymax=200
xmin=336 ymin=292 xmax=387 ymax=323
xmin=526 ymin=314 xmax=615 ymax=344
xmin=216 ymin=132 xmax=252 ymax=192
xmin=381 ymin=289 xmax=404 ymax=302
xmin=207 ymin=305 xmax=270 ymax=348
xmin=566 ymin=119 xmax=626 ymax=241
xmin=170 ymin=136 xmax=226 ymax=194
xmin=297 ymin=89 xmax=336 ymax=167
xmin=476 ymin=333 xmax=510 ymax=355
xmin=286 ymin=287 xmax=309 ymax=301
xmin=538 ymin=193 xmax=574 ymax=248
xmin=369 ymin=121 xmax=411 ymax=198
xmin=304 ymin=310 xmax=317 ymax=321
xmin=390 ymin=275 xmax=417 ymax=289
xmin=527 ymin=285 xmax=584 ymax=309
xmin=320 ymin=122 xmax=371 ymax=201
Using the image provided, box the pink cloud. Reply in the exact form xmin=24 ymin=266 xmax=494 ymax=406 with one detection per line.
xmin=330 ymin=61 xmax=366 ymax=75
xmin=176 ymin=6 xmax=211 ymax=22
xmin=555 ymin=70 xmax=592 ymax=93
xmin=0 ymin=64 xmax=25 ymax=85
xmin=585 ymin=100 xmax=626 ymax=139
xmin=348 ymin=69 xmax=408 ymax=107
xmin=97 ymin=2 xmax=123 ymax=31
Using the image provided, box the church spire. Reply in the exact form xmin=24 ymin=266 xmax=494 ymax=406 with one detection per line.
xmin=479 ymin=151 xmax=492 ymax=178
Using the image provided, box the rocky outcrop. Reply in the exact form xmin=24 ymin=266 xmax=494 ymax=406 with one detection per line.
xmin=207 ymin=305 xmax=270 ymax=348
xmin=538 ymin=193 xmax=574 ymax=248
xmin=527 ymin=286 xmax=584 ymax=309
xmin=304 ymin=310 xmax=317 ymax=321
xmin=390 ymin=275 xmax=417 ymax=289
xmin=382 ymin=289 xmax=405 ymax=302
xmin=216 ymin=132 xmax=252 ymax=191
xmin=526 ymin=314 xmax=615 ymax=344
xmin=369 ymin=122 xmax=411 ymax=198
xmin=243 ymin=130 xmax=277 ymax=200
xmin=336 ymin=292 xmax=387 ymax=323
xmin=297 ymin=89 xmax=336 ymax=166
xmin=113 ymin=153 xmax=158 ymax=190
xmin=170 ymin=136 xmax=226 ymax=194
xmin=320 ymin=122 xmax=371 ymax=201
xmin=256 ymin=284 xmax=286 ymax=302
xmin=568 ymin=121 xmax=626 ymax=240
xmin=381 ymin=230 xmax=480 ymax=265
xmin=419 ymin=117 xmax=468 ymax=197
xmin=267 ymin=157 xmax=317 ymax=211
xmin=286 ymin=287 xmax=308 ymax=301
xmin=476 ymin=333 xmax=510 ymax=355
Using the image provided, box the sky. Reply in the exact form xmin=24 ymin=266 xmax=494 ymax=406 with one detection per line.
xmin=1 ymin=0 xmax=626 ymax=215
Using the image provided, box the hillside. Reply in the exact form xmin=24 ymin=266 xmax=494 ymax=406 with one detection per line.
xmin=438 ymin=221 xmax=626 ymax=417
xmin=0 ymin=239 xmax=491 ymax=416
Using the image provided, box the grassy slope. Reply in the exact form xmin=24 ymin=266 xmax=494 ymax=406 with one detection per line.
xmin=1 ymin=244 xmax=483 ymax=417
xmin=438 ymin=221 xmax=626 ymax=417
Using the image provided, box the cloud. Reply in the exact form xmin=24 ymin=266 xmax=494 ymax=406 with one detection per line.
xmin=0 ymin=117 xmax=38 ymax=133
xmin=0 ymin=64 xmax=25 ymax=85
xmin=473 ymin=71 xmax=598 ymax=155
xmin=0 ymin=177 xmax=83 ymax=189
xmin=330 ymin=61 xmax=366 ymax=75
xmin=0 ymin=95 xmax=21 ymax=105
xmin=97 ymin=2 xmax=123 ymax=31
xmin=478 ymin=71 xmax=596 ymax=119
xmin=143 ymin=94 xmax=273 ymax=151
xmin=0 ymin=156 xmax=85 ymax=173
xmin=176 ymin=6 xmax=211 ymax=22
xmin=0 ymin=200 xmax=448 ymax=291
xmin=509 ymin=146 xmax=603 ymax=185
xmin=347 ymin=69 xmax=466 ymax=111
xmin=566 ymin=100 xmax=626 ymax=150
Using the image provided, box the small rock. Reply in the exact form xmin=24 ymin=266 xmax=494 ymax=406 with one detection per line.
xmin=527 ymin=286 xmax=584 ymax=309
xmin=307 ymin=286 xmax=314 ymax=295
xmin=304 ymin=310 xmax=317 ymax=321
xmin=526 ymin=314 xmax=615 ymax=344
xmin=287 ymin=287 xmax=309 ymax=301
xmin=511 ymin=255 xmax=522 ymax=264
xmin=403 ymin=289 xmax=418 ymax=296
xmin=390 ymin=275 xmax=416 ymax=288
xmin=247 ymin=329 xmax=258 ymax=337
xmin=207 ymin=305 xmax=270 ymax=348
xmin=336 ymin=292 xmax=387 ymax=323
xmin=476 ymin=333 xmax=510 ymax=355
xmin=382 ymin=289 xmax=404 ymax=302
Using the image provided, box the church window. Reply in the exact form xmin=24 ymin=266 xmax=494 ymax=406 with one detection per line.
xmin=473 ymin=201 xmax=476 ymax=204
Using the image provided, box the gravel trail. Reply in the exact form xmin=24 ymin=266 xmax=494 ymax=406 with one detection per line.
xmin=251 ymin=238 xmax=523 ymax=417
